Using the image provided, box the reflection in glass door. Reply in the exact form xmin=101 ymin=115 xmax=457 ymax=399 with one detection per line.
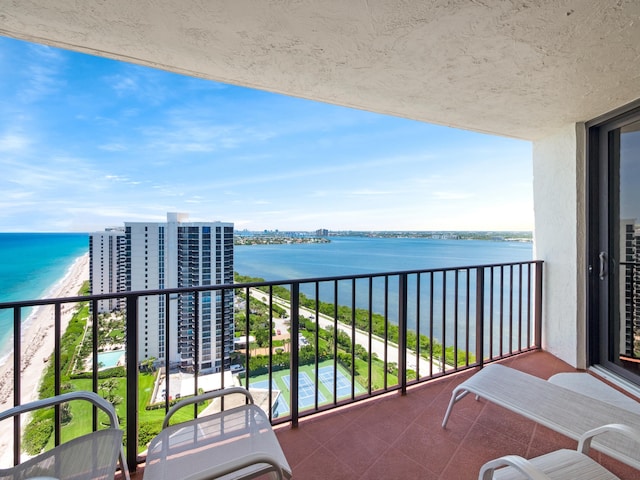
xmin=594 ymin=116 xmax=640 ymax=380
xmin=615 ymin=121 xmax=640 ymax=371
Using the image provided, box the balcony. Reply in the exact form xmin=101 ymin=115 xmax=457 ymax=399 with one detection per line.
xmin=1 ymin=2 xmax=639 ymax=477
xmin=2 ymin=260 xmax=638 ymax=478
xmin=120 ymin=350 xmax=639 ymax=479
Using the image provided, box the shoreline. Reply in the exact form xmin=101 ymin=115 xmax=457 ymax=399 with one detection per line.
xmin=0 ymin=253 xmax=90 ymax=466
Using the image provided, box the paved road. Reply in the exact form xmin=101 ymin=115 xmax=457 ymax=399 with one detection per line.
xmin=249 ymin=288 xmax=444 ymax=375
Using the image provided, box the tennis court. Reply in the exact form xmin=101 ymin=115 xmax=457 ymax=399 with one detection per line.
xmin=247 ymin=360 xmax=364 ymax=416
xmin=318 ymin=365 xmax=359 ymax=398
xmin=282 ymin=371 xmax=326 ymax=408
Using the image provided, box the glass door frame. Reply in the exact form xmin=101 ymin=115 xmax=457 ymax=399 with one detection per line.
xmin=587 ymin=101 xmax=640 ymax=382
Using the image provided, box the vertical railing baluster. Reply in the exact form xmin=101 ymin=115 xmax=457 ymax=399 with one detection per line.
xmin=350 ymin=278 xmax=356 ymax=400
xmin=489 ymin=267 xmax=494 ymax=360
xmin=54 ymin=302 xmax=61 ymax=446
xmin=164 ymin=292 xmax=170 ymax=413
xmin=383 ymin=276 xmax=389 ymax=390
xmin=526 ymin=263 xmax=532 ymax=348
xmin=465 ymin=268 xmax=470 ymax=367
xmin=290 ymin=283 xmax=300 ymax=427
xmin=13 ymin=306 xmax=21 ymax=466
xmin=244 ymin=287 xmax=250 ymax=389
xmin=221 ymin=287 xmax=226 ymax=392
xmin=441 ymin=271 xmax=447 ymax=371
xmin=368 ymin=277 xmax=373 ymax=395
xmin=398 ymin=274 xmax=408 ymax=395
xmin=125 ymin=294 xmax=139 ymax=473
xmin=314 ymin=282 xmax=320 ymax=410
xmin=475 ymin=268 xmax=485 ymax=368
xmin=193 ymin=290 xmax=199 ymax=418
xmin=453 ymin=270 xmax=459 ymax=370
xmin=518 ymin=264 xmax=523 ymax=352
xmin=269 ymin=285 xmax=274 ymax=420
xmin=91 ymin=299 xmax=99 ymax=431
xmin=332 ymin=281 xmax=338 ymax=402
xmin=429 ymin=272 xmax=434 ymax=377
xmin=415 ymin=273 xmax=421 ymax=380
xmin=499 ymin=266 xmax=504 ymax=357
xmin=509 ymin=265 xmax=514 ymax=354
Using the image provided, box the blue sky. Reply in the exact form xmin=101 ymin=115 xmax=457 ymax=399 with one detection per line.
xmin=0 ymin=36 xmax=533 ymax=233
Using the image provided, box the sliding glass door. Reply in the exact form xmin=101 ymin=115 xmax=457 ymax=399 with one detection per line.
xmin=589 ymin=109 xmax=640 ymax=382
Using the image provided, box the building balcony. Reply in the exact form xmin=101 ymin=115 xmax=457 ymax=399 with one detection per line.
xmin=120 ymin=350 xmax=639 ymax=479
xmin=3 ymin=260 xmax=639 ymax=478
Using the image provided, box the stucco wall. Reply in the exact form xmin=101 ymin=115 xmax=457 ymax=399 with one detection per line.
xmin=533 ymin=123 xmax=586 ymax=368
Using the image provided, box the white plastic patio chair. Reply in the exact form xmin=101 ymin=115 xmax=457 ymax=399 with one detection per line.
xmin=143 ymin=386 xmax=291 ymax=480
xmin=478 ymin=423 xmax=640 ymax=480
xmin=0 ymin=391 xmax=129 ymax=480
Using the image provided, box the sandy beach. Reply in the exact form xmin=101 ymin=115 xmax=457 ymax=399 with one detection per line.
xmin=0 ymin=253 xmax=89 ymax=466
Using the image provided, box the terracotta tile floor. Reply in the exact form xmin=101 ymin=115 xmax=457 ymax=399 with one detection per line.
xmin=125 ymin=351 xmax=640 ymax=479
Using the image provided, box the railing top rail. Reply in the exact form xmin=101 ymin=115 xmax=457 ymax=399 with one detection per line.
xmin=0 ymin=259 xmax=543 ymax=309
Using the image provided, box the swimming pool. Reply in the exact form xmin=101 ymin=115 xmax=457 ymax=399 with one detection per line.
xmin=251 ymin=380 xmax=289 ymax=417
xmin=98 ymin=349 xmax=125 ymax=369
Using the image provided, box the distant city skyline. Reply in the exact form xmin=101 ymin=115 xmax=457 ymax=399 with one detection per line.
xmin=0 ymin=36 xmax=533 ymax=233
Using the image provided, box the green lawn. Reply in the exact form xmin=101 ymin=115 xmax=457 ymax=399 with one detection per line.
xmin=354 ymin=357 xmax=398 ymax=391
xmin=48 ymin=372 xmax=210 ymax=452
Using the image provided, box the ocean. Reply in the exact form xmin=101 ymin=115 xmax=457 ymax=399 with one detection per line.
xmin=0 ymin=233 xmax=532 ymax=356
xmin=0 ymin=233 xmax=89 ymax=352
xmin=234 ymin=236 xmax=532 ymax=280
xmin=234 ymin=236 xmax=533 ymax=336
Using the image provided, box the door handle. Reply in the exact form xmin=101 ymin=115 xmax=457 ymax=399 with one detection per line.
xmin=599 ymin=251 xmax=607 ymax=280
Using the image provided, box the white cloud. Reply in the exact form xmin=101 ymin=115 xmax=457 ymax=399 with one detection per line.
xmin=110 ymin=75 xmax=138 ymax=94
xmin=19 ymin=45 xmax=66 ymax=103
xmin=431 ymin=191 xmax=473 ymax=201
xmin=349 ymin=189 xmax=395 ymax=196
xmin=0 ymin=133 xmax=30 ymax=152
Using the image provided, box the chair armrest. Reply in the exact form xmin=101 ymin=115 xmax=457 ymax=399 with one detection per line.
xmin=182 ymin=451 xmax=285 ymax=480
xmin=478 ymin=455 xmax=551 ymax=480
xmin=162 ymin=386 xmax=255 ymax=429
xmin=0 ymin=391 xmax=130 ymax=480
xmin=578 ymin=423 xmax=640 ymax=454
xmin=0 ymin=391 xmax=119 ymax=429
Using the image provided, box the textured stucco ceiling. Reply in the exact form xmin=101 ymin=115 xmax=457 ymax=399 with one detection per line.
xmin=1 ymin=0 xmax=640 ymax=140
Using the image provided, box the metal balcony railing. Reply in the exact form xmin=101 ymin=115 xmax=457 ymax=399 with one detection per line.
xmin=0 ymin=260 xmax=542 ymax=473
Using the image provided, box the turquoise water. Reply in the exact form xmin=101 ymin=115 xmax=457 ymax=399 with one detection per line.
xmin=98 ymin=349 xmax=125 ymax=369
xmin=0 ymin=233 xmax=88 ymax=355
xmin=0 ymin=233 xmax=532 ymax=358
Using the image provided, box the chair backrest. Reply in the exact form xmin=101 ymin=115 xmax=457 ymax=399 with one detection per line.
xmin=0 ymin=391 xmax=130 ymax=480
xmin=0 ymin=429 xmax=123 ymax=480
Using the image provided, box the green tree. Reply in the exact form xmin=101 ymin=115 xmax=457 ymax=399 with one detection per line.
xmin=99 ymin=378 xmax=123 ymax=408
xmin=255 ymin=327 xmax=270 ymax=347
xmin=141 ymin=357 xmax=157 ymax=373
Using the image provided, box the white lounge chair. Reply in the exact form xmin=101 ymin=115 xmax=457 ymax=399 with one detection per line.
xmin=442 ymin=363 xmax=640 ymax=470
xmin=143 ymin=386 xmax=291 ymax=480
xmin=479 ymin=424 xmax=640 ymax=479
xmin=0 ymin=390 xmax=129 ymax=480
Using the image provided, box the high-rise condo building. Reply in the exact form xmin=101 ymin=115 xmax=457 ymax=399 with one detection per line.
xmin=89 ymin=228 xmax=126 ymax=313
xmin=90 ymin=213 xmax=234 ymax=372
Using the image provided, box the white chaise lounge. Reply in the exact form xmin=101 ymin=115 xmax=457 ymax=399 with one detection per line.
xmin=479 ymin=424 xmax=640 ymax=480
xmin=441 ymin=364 xmax=640 ymax=470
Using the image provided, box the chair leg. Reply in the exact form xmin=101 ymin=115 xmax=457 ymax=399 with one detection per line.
xmin=119 ymin=445 xmax=131 ymax=480
xmin=442 ymin=388 xmax=470 ymax=428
